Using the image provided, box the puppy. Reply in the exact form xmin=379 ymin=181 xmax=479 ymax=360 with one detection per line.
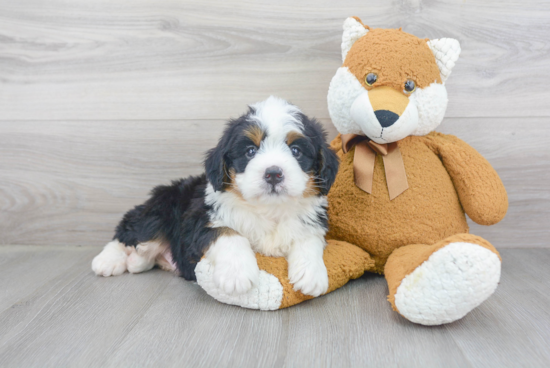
xmin=92 ymin=96 xmax=339 ymax=297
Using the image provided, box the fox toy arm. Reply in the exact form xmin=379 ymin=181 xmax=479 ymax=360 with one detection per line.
xmin=424 ymin=132 xmax=508 ymax=225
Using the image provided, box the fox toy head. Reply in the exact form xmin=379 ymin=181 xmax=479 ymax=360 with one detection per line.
xmin=328 ymin=17 xmax=461 ymax=143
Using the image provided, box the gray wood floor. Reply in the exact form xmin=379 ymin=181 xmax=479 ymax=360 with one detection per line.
xmin=0 ymin=246 xmax=548 ymax=368
xmin=1 ymin=1 xmax=549 ymax=367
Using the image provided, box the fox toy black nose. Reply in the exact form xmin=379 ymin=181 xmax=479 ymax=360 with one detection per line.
xmin=265 ymin=166 xmax=284 ymax=185
xmin=374 ymin=110 xmax=400 ymax=128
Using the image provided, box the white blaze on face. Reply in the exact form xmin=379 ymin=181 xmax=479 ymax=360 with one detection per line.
xmin=235 ymin=96 xmax=310 ymax=203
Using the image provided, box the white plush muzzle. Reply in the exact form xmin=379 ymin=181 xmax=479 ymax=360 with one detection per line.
xmin=328 ymin=68 xmax=449 ymax=143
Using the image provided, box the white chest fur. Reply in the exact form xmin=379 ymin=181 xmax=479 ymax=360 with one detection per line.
xmin=205 ymin=184 xmax=327 ymax=257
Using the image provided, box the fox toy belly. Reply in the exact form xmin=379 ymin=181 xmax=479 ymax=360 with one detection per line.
xmin=327 ymin=135 xmax=468 ymax=272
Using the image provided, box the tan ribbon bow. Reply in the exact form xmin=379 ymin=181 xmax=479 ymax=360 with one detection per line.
xmin=341 ymin=134 xmax=409 ymax=200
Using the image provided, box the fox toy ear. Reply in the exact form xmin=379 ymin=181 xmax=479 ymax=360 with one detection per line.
xmin=341 ymin=17 xmax=369 ymax=62
xmin=427 ymin=38 xmax=461 ymax=83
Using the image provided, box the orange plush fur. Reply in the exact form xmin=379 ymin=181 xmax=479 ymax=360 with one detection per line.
xmin=327 ymin=132 xmax=507 ymax=274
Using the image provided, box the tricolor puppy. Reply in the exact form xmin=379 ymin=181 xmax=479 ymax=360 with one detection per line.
xmin=92 ymin=96 xmax=339 ymax=297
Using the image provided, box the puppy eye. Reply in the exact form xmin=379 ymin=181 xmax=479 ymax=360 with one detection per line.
xmin=365 ymin=73 xmax=378 ymax=86
xmin=246 ymin=147 xmax=257 ymax=159
xmin=404 ymin=79 xmax=416 ymax=94
xmin=290 ymin=146 xmax=302 ymax=158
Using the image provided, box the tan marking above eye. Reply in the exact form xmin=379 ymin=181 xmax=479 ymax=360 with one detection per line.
xmin=286 ymin=130 xmax=304 ymax=145
xmin=244 ymin=125 xmax=265 ymax=147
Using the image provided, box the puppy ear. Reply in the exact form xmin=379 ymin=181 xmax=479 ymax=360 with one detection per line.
xmin=317 ymin=144 xmax=339 ymax=195
xmin=205 ymin=145 xmax=228 ymax=192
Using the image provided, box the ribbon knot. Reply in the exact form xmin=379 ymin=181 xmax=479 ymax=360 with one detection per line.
xmin=341 ymin=134 xmax=409 ymax=200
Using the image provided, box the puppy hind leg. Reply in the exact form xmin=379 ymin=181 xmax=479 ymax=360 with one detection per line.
xmin=127 ymin=239 xmax=170 ymax=274
xmin=92 ymin=240 xmax=132 ymax=277
xmin=155 ymin=247 xmax=177 ymax=272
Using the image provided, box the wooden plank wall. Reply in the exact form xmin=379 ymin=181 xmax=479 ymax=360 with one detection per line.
xmin=1 ymin=0 xmax=549 ymax=247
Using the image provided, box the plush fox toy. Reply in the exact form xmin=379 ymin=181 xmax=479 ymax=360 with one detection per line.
xmin=197 ymin=17 xmax=508 ymax=326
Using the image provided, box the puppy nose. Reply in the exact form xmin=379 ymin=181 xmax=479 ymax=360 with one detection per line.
xmin=264 ymin=166 xmax=284 ymax=185
xmin=374 ymin=110 xmax=399 ymax=128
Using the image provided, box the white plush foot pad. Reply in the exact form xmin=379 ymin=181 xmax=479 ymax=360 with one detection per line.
xmin=394 ymin=242 xmax=501 ymax=325
xmin=195 ymin=259 xmax=283 ymax=311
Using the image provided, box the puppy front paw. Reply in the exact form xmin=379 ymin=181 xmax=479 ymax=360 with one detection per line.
xmin=288 ymin=260 xmax=329 ymax=297
xmin=213 ymin=258 xmax=260 ymax=295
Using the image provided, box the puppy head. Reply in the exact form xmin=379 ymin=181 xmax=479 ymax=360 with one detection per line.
xmin=205 ymin=96 xmax=338 ymax=204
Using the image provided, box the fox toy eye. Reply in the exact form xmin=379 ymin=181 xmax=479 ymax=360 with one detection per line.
xmin=404 ymin=79 xmax=416 ymax=94
xmin=246 ymin=146 xmax=257 ymax=159
xmin=365 ymin=73 xmax=378 ymax=86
